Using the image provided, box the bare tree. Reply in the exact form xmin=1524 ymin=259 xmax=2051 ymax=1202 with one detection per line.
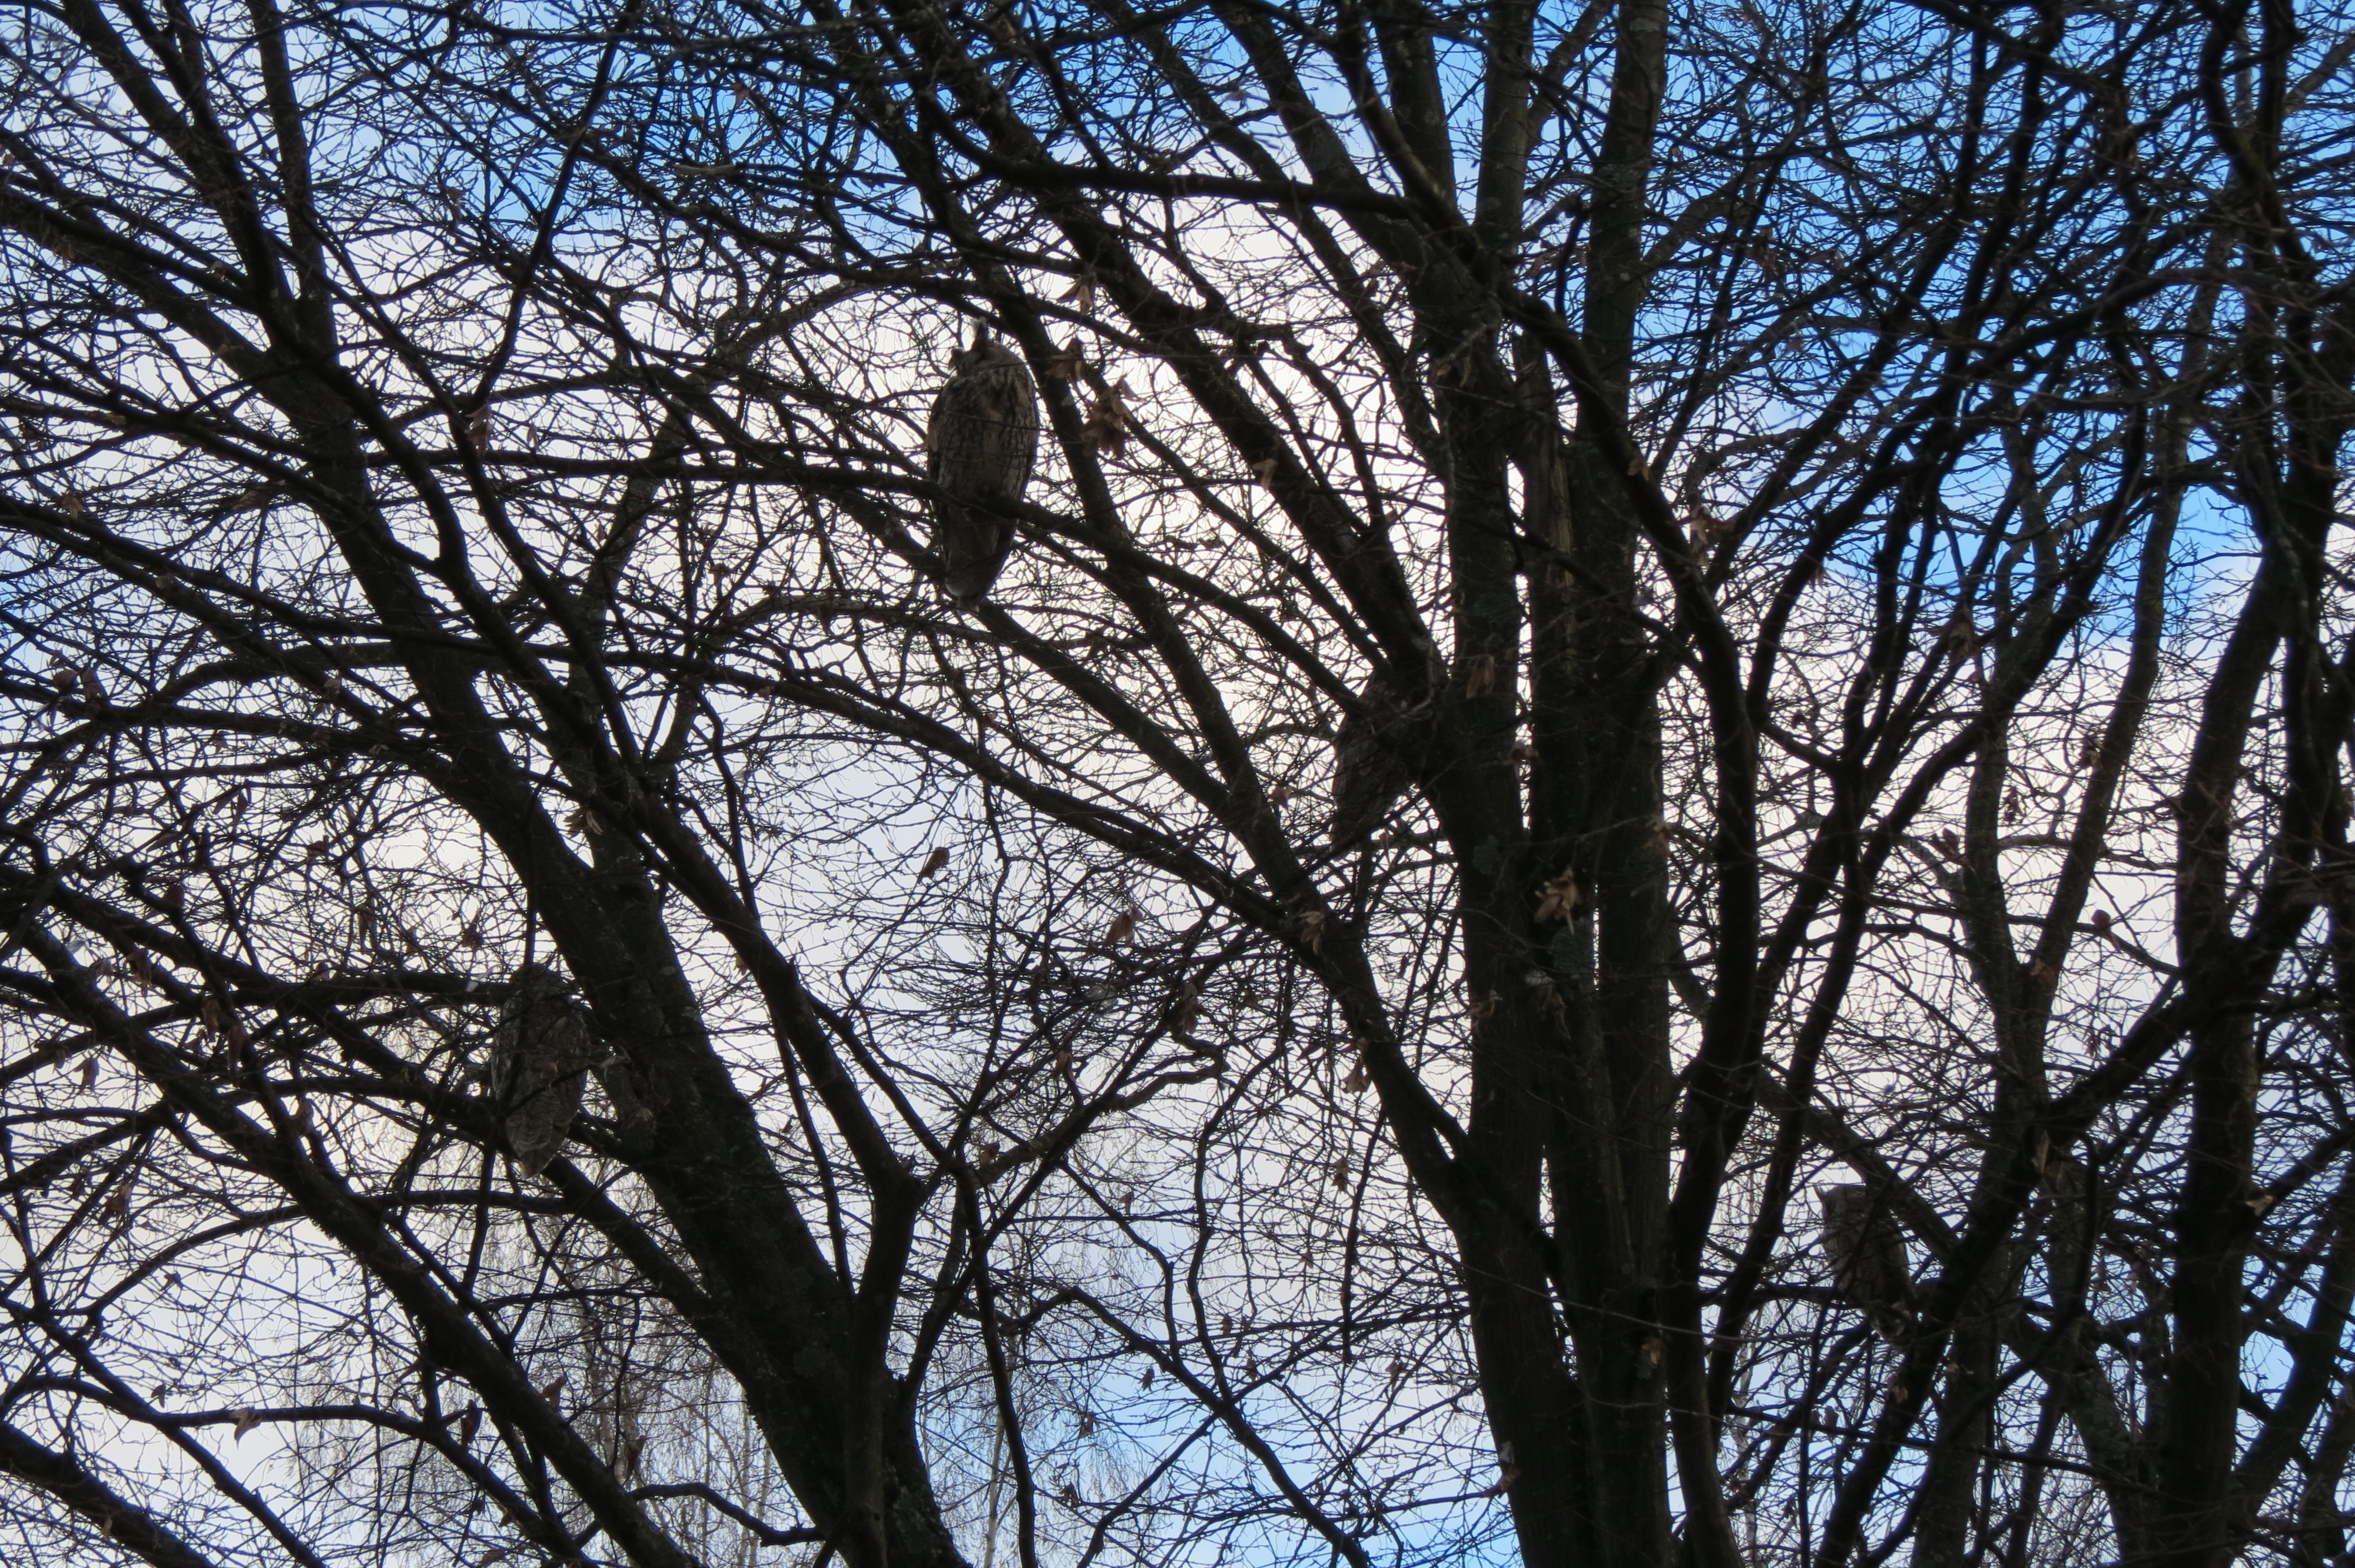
xmin=4 ymin=1 xmax=2354 ymax=1568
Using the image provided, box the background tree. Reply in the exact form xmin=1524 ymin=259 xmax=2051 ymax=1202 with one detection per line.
xmin=4 ymin=1 xmax=2354 ymax=1567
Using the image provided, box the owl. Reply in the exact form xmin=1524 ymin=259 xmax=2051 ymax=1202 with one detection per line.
xmin=2038 ymin=1152 xmax=2092 ymax=1298
xmin=1818 ymin=1184 xmax=1914 ymax=1338
xmin=926 ymin=335 xmax=1040 ymax=603
xmin=491 ymin=962 xmax=601 ymax=1176
xmin=1329 ymin=668 xmax=1431 ymax=845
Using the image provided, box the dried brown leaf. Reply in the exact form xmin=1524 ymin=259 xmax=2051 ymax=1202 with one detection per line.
xmin=1533 ymin=868 xmax=1580 ymax=923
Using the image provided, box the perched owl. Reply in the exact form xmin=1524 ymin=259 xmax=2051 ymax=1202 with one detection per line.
xmin=1329 ymin=668 xmax=1432 ymax=845
xmin=926 ymin=336 xmax=1040 ymax=603
xmin=491 ymin=962 xmax=601 ymax=1176
xmin=2038 ymin=1152 xmax=2092 ymax=1299
xmin=1818 ymin=1184 xmax=1914 ymax=1338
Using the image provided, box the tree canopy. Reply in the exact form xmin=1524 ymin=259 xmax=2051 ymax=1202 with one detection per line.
xmin=4 ymin=1 xmax=2354 ymax=1566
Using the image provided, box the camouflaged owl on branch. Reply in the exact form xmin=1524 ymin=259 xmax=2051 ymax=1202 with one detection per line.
xmin=1329 ymin=665 xmax=1437 ymax=846
xmin=926 ymin=334 xmax=1040 ymax=604
xmin=1817 ymin=1182 xmax=1916 ymax=1340
xmin=491 ymin=962 xmax=602 ymax=1176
